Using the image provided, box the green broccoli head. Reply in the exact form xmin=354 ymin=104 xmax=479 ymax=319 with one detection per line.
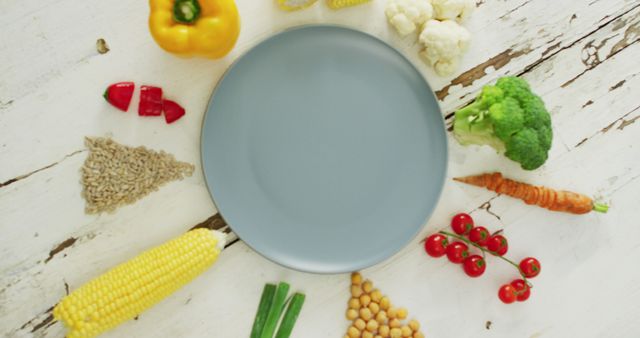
xmin=453 ymin=76 xmax=553 ymax=170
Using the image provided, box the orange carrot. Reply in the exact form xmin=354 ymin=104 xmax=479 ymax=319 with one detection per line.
xmin=454 ymin=172 xmax=608 ymax=215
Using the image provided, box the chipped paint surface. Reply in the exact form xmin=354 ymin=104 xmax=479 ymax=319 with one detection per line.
xmin=1 ymin=0 xmax=640 ymax=337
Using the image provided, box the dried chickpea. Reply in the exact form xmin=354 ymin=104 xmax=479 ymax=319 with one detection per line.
xmin=366 ymin=319 xmax=379 ymax=332
xmin=389 ymin=318 xmax=401 ymax=328
xmin=387 ymin=307 xmax=398 ymax=319
xmin=346 ymin=308 xmax=358 ymax=320
xmin=347 ymin=326 xmax=360 ymax=338
xmin=380 ymin=296 xmax=391 ymax=310
xmin=375 ymin=310 xmax=388 ymax=324
xmin=413 ymin=332 xmax=425 ymax=338
xmin=379 ymin=325 xmax=390 ymax=337
xmin=408 ymin=320 xmax=420 ymax=331
xmin=360 ymin=308 xmax=373 ymax=321
xmin=401 ymin=325 xmax=412 ymax=337
xmin=397 ymin=308 xmax=408 ymax=320
xmin=351 ymin=284 xmax=363 ymax=298
xmin=363 ymin=280 xmax=373 ymax=293
xmin=344 ymin=335 xmax=350 ymax=338
xmin=363 ymin=332 xmax=374 ymax=338
xmin=354 ymin=318 xmax=366 ymax=331
xmin=349 ymin=297 xmax=361 ymax=310
xmin=360 ymin=294 xmax=372 ymax=307
xmin=370 ymin=289 xmax=382 ymax=302
xmin=390 ymin=328 xmax=403 ymax=338
xmin=352 ymin=272 xmax=362 ymax=285
xmin=375 ymin=336 xmax=383 ymax=338
xmin=369 ymin=302 xmax=380 ymax=314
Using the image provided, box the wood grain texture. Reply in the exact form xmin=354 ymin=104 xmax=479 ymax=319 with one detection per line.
xmin=1 ymin=0 xmax=640 ymax=337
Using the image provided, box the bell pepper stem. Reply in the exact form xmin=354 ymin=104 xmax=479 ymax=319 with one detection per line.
xmin=173 ymin=0 xmax=201 ymax=24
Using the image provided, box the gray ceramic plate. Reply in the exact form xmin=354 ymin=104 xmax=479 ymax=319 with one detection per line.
xmin=201 ymin=25 xmax=447 ymax=273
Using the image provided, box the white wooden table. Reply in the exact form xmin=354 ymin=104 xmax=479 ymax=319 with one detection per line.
xmin=1 ymin=0 xmax=639 ymax=337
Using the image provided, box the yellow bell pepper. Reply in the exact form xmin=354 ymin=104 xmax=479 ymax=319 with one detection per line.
xmin=149 ymin=0 xmax=240 ymax=59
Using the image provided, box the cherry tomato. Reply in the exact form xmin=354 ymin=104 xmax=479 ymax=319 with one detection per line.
xmin=498 ymin=284 xmax=517 ymax=304
xmin=468 ymin=226 xmax=490 ymax=246
xmin=510 ymin=279 xmax=530 ymax=301
xmin=486 ymin=235 xmax=508 ymax=256
xmin=424 ymin=234 xmax=449 ymax=257
xmin=451 ymin=213 xmax=474 ymax=235
xmin=462 ymin=255 xmax=486 ymax=277
xmin=519 ymin=257 xmax=541 ymax=278
xmin=446 ymin=242 xmax=469 ymax=264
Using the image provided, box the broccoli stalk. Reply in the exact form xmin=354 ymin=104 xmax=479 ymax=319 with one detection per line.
xmin=453 ymin=77 xmax=553 ymax=170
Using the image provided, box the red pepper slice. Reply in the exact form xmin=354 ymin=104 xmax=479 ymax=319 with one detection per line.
xmin=103 ymin=82 xmax=134 ymax=112
xmin=138 ymin=86 xmax=163 ymax=116
xmin=163 ymin=99 xmax=186 ymax=124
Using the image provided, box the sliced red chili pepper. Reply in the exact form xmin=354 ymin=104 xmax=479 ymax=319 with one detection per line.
xmin=162 ymin=99 xmax=185 ymax=124
xmin=138 ymin=86 xmax=163 ymax=116
xmin=103 ymin=82 xmax=134 ymax=112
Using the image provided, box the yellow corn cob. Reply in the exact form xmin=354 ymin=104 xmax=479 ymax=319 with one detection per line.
xmin=53 ymin=229 xmax=226 ymax=338
xmin=326 ymin=0 xmax=371 ymax=9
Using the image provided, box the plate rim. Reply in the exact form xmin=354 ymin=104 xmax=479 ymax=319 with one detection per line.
xmin=200 ymin=24 xmax=449 ymax=274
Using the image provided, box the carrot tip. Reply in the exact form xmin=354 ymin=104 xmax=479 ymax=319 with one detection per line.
xmin=593 ymin=203 xmax=609 ymax=213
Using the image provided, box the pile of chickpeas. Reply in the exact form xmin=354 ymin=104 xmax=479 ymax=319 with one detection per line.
xmin=344 ymin=273 xmax=425 ymax=338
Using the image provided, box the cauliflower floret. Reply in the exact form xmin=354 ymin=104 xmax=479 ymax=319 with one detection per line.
xmin=431 ymin=0 xmax=474 ymax=21
xmin=385 ymin=0 xmax=434 ymax=36
xmin=419 ymin=19 xmax=471 ymax=76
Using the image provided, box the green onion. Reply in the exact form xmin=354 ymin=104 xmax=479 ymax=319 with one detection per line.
xmin=275 ymin=293 xmax=306 ymax=338
xmin=250 ymin=283 xmax=276 ymax=338
xmin=260 ymin=282 xmax=290 ymax=338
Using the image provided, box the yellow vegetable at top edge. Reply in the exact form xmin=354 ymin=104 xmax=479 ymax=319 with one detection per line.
xmin=149 ymin=0 xmax=240 ymax=59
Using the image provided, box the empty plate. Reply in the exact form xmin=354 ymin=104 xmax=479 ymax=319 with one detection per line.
xmin=201 ymin=25 xmax=447 ymax=273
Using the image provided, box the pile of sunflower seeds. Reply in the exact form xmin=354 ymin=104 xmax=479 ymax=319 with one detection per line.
xmin=81 ymin=137 xmax=194 ymax=214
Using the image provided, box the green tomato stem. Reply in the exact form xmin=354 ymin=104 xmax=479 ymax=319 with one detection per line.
xmin=592 ymin=203 xmax=609 ymax=213
xmin=439 ymin=230 xmax=529 ymax=283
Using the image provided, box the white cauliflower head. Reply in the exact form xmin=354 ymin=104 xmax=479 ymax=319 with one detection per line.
xmin=419 ymin=19 xmax=471 ymax=76
xmin=385 ymin=0 xmax=434 ymax=37
xmin=431 ymin=0 xmax=474 ymax=22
